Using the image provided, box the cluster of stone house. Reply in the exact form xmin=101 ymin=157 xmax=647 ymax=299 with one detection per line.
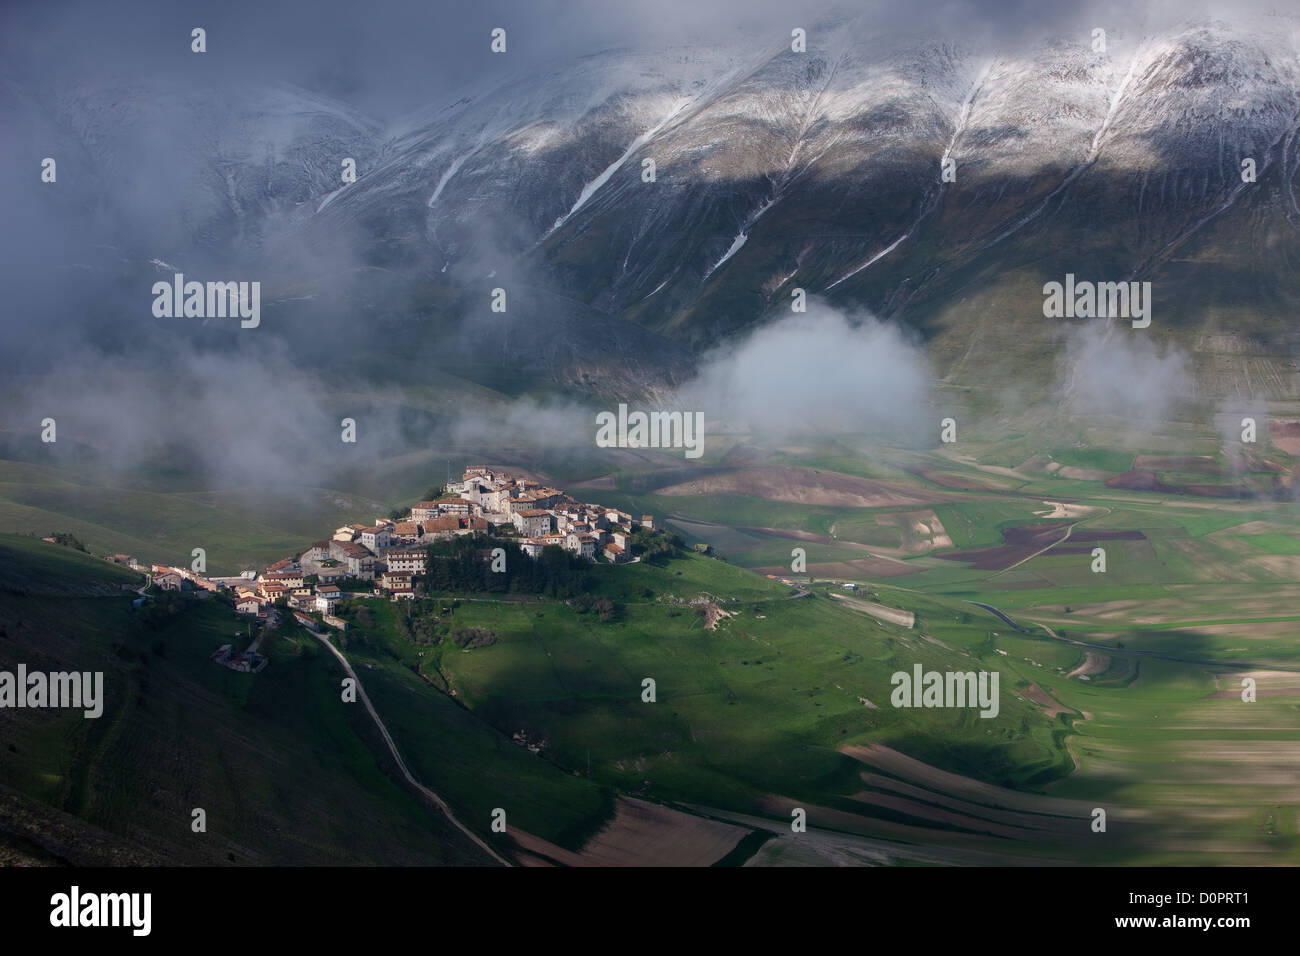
xmin=224 ymin=571 xmax=356 ymax=624
xmin=147 ymin=467 xmax=656 ymax=620
xmin=454 ymin=465 xmax=652 ymax=565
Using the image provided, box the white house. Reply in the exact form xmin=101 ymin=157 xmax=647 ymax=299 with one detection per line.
xmin=359 ymin=525 xmax=391 ymax=555
xmin=435 ymin=498 xmax=473 ymax=518
xmin=410 ymin=501 xmax=440 ymax=522
xmin=380 ymin=570 xmax=412 ymax=591
xmin=565 ymin=532 xmax=597 ymax=560
xmin=328 ymin=540 xmax=375 ymax=579
xmin=513 ymin=509 xmax=553 ymax=537
xmin=386 ymin=549 xmax=427 ymax=574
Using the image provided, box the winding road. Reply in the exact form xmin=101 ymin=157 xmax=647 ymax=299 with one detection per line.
xmin=309 ymin=631 xmax=511 ymax=866
xmin=963 ymin=600 xmax=1300 ymax=674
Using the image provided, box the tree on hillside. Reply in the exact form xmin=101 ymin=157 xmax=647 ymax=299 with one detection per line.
xmin=50 ymin=532 xmax=87 ymax=552
xmin=630 ymin=528 xmax=683 ymax=566
xmin=420 ymin=534 xmax=591 ymax=598
xmin=593 ymin=597 xmax=619 ymax=623
xmin=135 ymin=591 xmax=185 ymax=630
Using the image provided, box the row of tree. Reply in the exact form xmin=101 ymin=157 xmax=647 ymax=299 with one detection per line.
xmin=422 ymin=535 xmax=595 ymax=597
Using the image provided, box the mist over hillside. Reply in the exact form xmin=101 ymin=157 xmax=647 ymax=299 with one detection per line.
xmin=2 ymin=0 xmax=1298 ymax=491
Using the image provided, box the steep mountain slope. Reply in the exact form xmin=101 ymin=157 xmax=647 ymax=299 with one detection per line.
xmin=14 ymin=15 xmax=1300 ymax=399
xmin=321 ymin=15 xmax=1300 ymax=396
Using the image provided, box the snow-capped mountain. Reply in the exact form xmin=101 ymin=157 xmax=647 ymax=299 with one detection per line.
xmin=53 ymin=79 xmax=385 ymax=254
xmin=15 ymin=13 xmax=1300 ymax=398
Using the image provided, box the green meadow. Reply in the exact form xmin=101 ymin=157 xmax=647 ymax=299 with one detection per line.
xmin=2 ymin=396 xmax=1299 ymax=864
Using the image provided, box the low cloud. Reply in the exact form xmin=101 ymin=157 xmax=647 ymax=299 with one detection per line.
xmin=1057 ymin=322 xmax=1191 ymax=421
xmin=683 ymin=301 xmax=933 ymax=439
xmin=3 ymin=343 xmax=412 ymax=491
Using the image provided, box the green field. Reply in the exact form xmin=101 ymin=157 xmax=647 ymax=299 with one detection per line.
xmin=1241 ymin=534 xmax=1300 ymax=554
xmin=315 ymin=527 xmax=1300 ymax=863
xmin=1049 ymin=447 xmax=1135 ymax=473
xmin=3 ymin=402 xmax=1300 ymax=865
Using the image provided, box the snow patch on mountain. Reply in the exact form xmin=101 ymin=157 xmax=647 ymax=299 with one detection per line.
xmin=545 ymin=96 xmax=692 ymax=238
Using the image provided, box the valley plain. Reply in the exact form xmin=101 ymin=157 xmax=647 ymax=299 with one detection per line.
xmin=4 ymin=392 xmax=1297 ymax=866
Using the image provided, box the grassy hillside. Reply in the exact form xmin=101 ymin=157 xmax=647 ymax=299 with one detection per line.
xmin=0 ymin=534 xmax=142 ymax=596
xmin=318 ymin=549 xmax=1242 ymax=864
xmin=0 ymin=537 xmax=492 ymax=865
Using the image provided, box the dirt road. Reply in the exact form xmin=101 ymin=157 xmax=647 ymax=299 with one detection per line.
xmin=310 ymin=632 xmax=510 ymax=866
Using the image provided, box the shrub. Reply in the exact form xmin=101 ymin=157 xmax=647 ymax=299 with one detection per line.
xmin=449 ymin=626 xmax=496 ymax=649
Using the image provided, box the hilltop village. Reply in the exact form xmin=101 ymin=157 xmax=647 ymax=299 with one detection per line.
xmin=126 ymin=467 xmax=660 ymax=630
